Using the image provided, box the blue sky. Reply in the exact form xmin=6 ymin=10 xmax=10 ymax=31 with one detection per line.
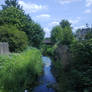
xmin=0 ymin=0 xmax=92 ymax=37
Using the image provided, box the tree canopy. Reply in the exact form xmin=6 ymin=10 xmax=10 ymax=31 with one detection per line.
xmin=51 ymin=25 xmax=63 ymax=44
xmin=2 ymin=0 xmax=22 ymax=10
xmin=0 ymin=7 xmax=31 ymax=31
xmin=0 ymin=2 xmax=45 ymax=48
xmin=0 ymin=25 xmax=28 ymax=52
xmin=51 ymin=20 xmax=74 ymax=45
xmin=60 ymin=20 xmax=71 ymax=29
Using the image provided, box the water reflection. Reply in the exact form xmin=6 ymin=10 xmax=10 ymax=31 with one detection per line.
xmin=25 ymin=90 xmax=28 ymax=92
xmin=32 ymin=56 xmax=56 ymax=92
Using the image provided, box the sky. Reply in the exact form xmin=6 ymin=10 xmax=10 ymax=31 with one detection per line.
xmin=0 ymin=0 xmax=92 ymax=37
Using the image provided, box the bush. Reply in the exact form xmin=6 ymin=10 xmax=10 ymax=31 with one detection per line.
xmin=0 ymin=25 xmax=28 ymax=52
xmin=52 ymin=40 xmax=92 ymax=92
xmin=70 ymin=40 xmax=92 ymax=92
xmin=0 ymin=48 xmax=43 ymax=92
xmin=41 ymin=44 xmax=57 ymax=56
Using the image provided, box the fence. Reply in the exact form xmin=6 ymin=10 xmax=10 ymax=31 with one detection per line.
xmin=0 ymin=42 xmax=9 ymax=54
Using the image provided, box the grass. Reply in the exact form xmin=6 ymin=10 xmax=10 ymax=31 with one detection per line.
xmin=0 ymin=48 xmax=43 ymax=92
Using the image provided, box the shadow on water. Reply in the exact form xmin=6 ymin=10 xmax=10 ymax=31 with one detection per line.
xmin=29 ymin=56 xmax=56 ymax=92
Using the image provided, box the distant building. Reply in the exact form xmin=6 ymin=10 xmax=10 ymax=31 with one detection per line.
xmin=76 ymin=28 xmax=92 ymax=40
xmin=43 ymin=38 xmax=52 ymax=45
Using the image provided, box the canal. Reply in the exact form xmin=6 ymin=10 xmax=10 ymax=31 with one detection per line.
xmin=32 ymin=56 xmax=56 ymax=92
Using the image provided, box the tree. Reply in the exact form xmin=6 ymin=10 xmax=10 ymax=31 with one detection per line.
xmin=85 ymin=27 xmax=92 ymax=40
xmin=51 ymin=20 xmax=74 ymax=45
xmin=85 ymin=32 xmax=92 ymax=40
xmin=0 ymin=25 xmax=28 ymax=52
xmin=0 ymin=7 xmax=44 ymax=47
xmin=61 ymin=26 xmax=74 ymax=45
xmin=2 ymin=0 xmax=22 ymax=10
xmin=51 ymin=25 xmax=63 ymax=44
xmin=60 ymin=20 xmax=74 ymax=45
xmin=24 ymin=22 xmax=45 ymax=48
xmin=0 ymin=7 xmax=31 ymax=31
xmin=60 ymin=20 xmax=71 ymax=29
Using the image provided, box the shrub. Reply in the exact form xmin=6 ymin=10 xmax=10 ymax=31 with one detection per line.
xmin=0 ymin=48 xmax=43 ymax=92
xmin=41 ymin=44 xmax=57 ymax=56
xmin=52 ymin=40 xmax=92 ymax=92
xmin=70 ymin=40 xmax=92 ymax=92
xmin=0 ymin=25 xmax=28 ymax=52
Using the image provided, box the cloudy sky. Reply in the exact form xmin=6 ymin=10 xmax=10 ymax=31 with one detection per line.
xmin=0 ymin=0 xmax=92 ymax=37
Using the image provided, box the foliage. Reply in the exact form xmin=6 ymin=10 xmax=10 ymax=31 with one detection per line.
xmin=52 ymin=59 xmax=72 ymax=92
xmin=60 ymin=19 xmax=71 ymax=29
xmin=85 ymin=32 xmax=92 ymax=40
xmin=61 ymin=26 xmax=74 ymax=45
xmin=51 ymin=20 xmax=74 ymax=45
xmin=24 ymin=22 xmax=45 ymax=48
xmin=41 ymin=44 xmax=56 ymax=56
xmin=52 ymin=39 xmax=92 ymax=92
xmin=1 ymin=0 xmax=22 ymax=10
xmin=0 ymin=25 xmax=28 ymax=52
xmin=50 ymin=23 xmax=92 ymax=92
xmin=51 ymin=26 xmax=63 ymax=44
xmin=76 ymin=27 xmax=92 ymax=40
xmin=0 ymin=7 xmax=31 ymax=31
xmin=0 ymin=48 xmax=43 ymax=92
xmin=60 ymin=20 xmax=74 ymax=45
xmin=0 ymin=6 xmax=44 ymax=47
xmin=85 ymin=28 xmax=92 ymax=40
xmin=70 ymin=40 xmax=92 ymax=92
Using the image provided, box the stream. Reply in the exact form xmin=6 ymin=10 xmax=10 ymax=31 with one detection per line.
xmin=32 ymin=56 xmax=56 ymax=92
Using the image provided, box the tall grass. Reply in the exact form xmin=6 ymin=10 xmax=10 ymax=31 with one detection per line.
xmin=0 ymin=48 xmax=43 ymax=92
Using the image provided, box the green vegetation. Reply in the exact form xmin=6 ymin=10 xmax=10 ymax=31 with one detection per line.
xmin=0 ymin=1 xmax=44 ymax=91
xmin=0 ymin=0 xmax=92 ymax=92
xmin=0 ymin=6 xmax=29 ymax=30
xmin=51 ymin=26 xmax=63 ymax=44
xmin=44 ymin=20 xmax=92 ymax=92
xmin=0 ymin=48 xmax=43 ymax=92
xmin=0 ymin=25 xmax=28 ymax=52
xmin=27 ymin=23 xmax=44 ymax=47
xmin=0 ymin=0 xmax=44 ymax=49
xmin=51 ymin=20 xmax=74 ymax=45
xmin=2 ymin=0 xmax=21 ymax=9
xmin=70 ymin=40 xmax=92 ymax=92
xmin=41 ymin=44 xmax=55 ymax=56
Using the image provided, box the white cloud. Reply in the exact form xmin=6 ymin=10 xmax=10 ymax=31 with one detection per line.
xmin=50 ymin=21 xmax=59 ymax=25
xmin=36 ymin=14 xmax=51 ymax=19
xmin=84 ymin=9 xmax=91 ymax=13
xmin=69 ymin=17 xmax=81 ymax=24
xmin=44 ymin=28 xmax=51 ymax=38
xmin=58 ymin=0 xmax=81 ymax=4
xmin=69 ymin=20 xmax=79 ymax=24
xmin=44 ymin=21 xmax=59 ymax=37
xmin=48 ymin=21 xmax=59 ymax=27
xmin=86 ymin=0 xmax=92 ymax=7
xmin=18 ymin=0 xmax=48 ymax=13
xmin=73 ymin=25 xmax=85 ymax=32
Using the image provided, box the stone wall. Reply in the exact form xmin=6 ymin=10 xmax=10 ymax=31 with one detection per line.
xmin=0 ymin=42 xmax=9 ymax=54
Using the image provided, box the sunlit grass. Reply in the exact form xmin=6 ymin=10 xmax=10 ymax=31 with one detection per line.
xmin=0 ymin=48 xmax=43 ymax=92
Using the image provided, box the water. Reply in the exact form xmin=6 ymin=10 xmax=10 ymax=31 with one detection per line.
xmin=25 ymin=90 xmax=28 ymax=92
xmin=32 ymin=56 xmax=56 ymax=92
